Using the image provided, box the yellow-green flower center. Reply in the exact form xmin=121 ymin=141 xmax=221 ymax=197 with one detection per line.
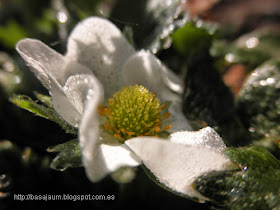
xmin=98 ymin=85 xmax=172 ymax=143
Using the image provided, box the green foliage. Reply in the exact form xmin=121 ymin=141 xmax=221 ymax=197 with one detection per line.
xmin=122 ymin=26 xmax=135 ymax=47
xmin=64 ymin=0 xmax=101 ymax=19
xmin=0 ymin=140 xmax=51 ymax=199
xmin=110 ymin=0 xmax=186 ymax=53
xmin=211 ymin=41 xmax=270 ymax=69
xmin=34 ymin=9 xmax=58 ymax=35
xmin=182 ymin=48 xmax=250 ymax=145
xmin=0 ymin=0 xmax=280 ymax=209
xmin=0 ymin=21 xmax=28 ymax=48
xmin=194 ymin=146 xmax=280 ymax=209
xmin=34 ymin=92 xmax=53 ymax=107
xmin=183 ymin=50 xmax=234 ymax=126
xmin=211 ymin=29 xmax=280 ymax=70
xmin=0 ymin=140 xmax=18 ymax=199
xmin=166 ymin=18 xmax=249 ymax=145
xmin=9 ymin=94 xmax=77 ymax=135
xmin=0 ymin=52 xmax=22 ymax=94
xmin=237 ymin=60 xmax=280 ymax=156
xmin=172 ymin=22 xmax=213 ymax=57
xmin=47 ymin=139 xmax=82 ymax=171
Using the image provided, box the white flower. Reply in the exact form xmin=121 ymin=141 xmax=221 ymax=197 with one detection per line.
xmin=126 ymin=126 xmax=231 ymax=200
xmin=16 ymin=17 xmax=231 ymax=200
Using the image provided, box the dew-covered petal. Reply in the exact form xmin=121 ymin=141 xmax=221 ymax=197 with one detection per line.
xmin=122 ymin=50 xmax=184 ymax=96
xmin=122 ymin=50 xmax=171 ymax=96
xmin=78 ymin=71 xmax=103 ymax=147
xmin=170 ymin=127 xmax=226 ymax=152
xmin=167 ymin=99 xmax=192 ymax=132
xmin=66 ymin=17 xmax=135 ymax=97
xmin=125 ymin=137 xmax=231 ymax=199
xmin=76 ymin=72 xmax=105 ymax=182
xmin=16 ymin=38 xmax=92 ymax=89
xmin=83 ymin=144 xmax=141 ymax=182
xmin=63 ymin=74 xmax=103 ymax=115
xmin=121 ymin=50 xmax=191 ymax=131
xmin=48 ymin=74 xmax=82 ymax=127
xmin=160 ymin=65 xmax=184 ymax=94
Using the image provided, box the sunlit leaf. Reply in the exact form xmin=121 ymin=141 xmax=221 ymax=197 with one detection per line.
xmin=47 ymin=139 xmax=82 ymax=171
xmin=194 ymin=146 xmax=280 ymax=209
xmin=10 ymin=94 xmax=77 ymax=135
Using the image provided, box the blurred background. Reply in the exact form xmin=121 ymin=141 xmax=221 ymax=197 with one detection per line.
xmin=0 ymin=0 xmax=280 ymax=209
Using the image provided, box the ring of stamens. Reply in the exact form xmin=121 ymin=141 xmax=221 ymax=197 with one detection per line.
xmin=98 ymin=85 xmax=172 ymax=143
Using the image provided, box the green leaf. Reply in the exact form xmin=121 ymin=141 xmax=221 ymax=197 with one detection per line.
xmin=64 ymin=0 xmax=101 ymax=19
xmin=182 ymin=49 xmax=250 ymax=145
xmin=170 ymin=19 xmax=250 ymax=146
xmin=237 ymin=60 xmax=280 ymax=156
xmin=0 ymin=20 xmax=28 ymax=49
xmin=0 ymin=52 xmax=21 ymax=94
xmin=211 ymin=41 xmax=270 ymax=69
xmin=34 ymin=92 xmax=53 ymax=107
xmin=0 ymin=139 xmax=51 ymax=199
xmin=211 ymin=29 xmax=280 ymax=70
xmin=194 ymin=146 xmax=280 ymax=209
xmin=47 ymin=139 xmax=82 ymax=171
xmin=10 ymin=94 xmax=77 ymax=135
xmin=122 ymin=26 xmax=135 ymax=47
xmin=172 ymin=22 xmax=213 ymax=57
xmin=110 ymin=0 xmax=186 ymax=53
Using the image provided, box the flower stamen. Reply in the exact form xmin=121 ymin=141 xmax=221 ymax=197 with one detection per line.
xmin=104 ymin=108 xmax=111 ymax=116
xmin=98 ymin=105 xmax=104 ymax=116
xmin=164 ymin=125 xmax=173 ymax=131
xmin=98 ymin=85 xmax=172 ymax=143
xmin=154 ymin=125 xmax=161 ymax=132
xmin=163 ymin=112 xmax=171 ymax=119
xmin=160 ymin=103 xmax=167 ymax=110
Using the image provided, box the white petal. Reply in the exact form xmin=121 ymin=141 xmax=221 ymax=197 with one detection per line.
xmin=170 ymin=127 xmax=226 ymax=152
xmin=16 ymin=39 xmax=91 ymax=89
xmin=66 ymin=17 xmax=135 ymax=97
xmin=160 ymin=65 xmax=184 ymax=94
xmin=63 ymin=74 xmax=103 ymax=115
xmin=122 ymin=50 xmax=184 ymax=95
xmin=77 ymin=72 xmax=103 ymax=149
xmin=167 ymin=100 xmax=192 ymax=132
xmin=122 ymin=50 xmax=168 ymax=95
xmin=50 ymin=75 xmax=82 ymax=127
xmin=125 ymin=137 xmax=231 ymax=199
xmin=75 ymin=72 xmax=108 ymax=182
xmin=84 ymin=143 xmax=141 ymax=182
xmin=122 ymin=50 xmax=191 ymax=131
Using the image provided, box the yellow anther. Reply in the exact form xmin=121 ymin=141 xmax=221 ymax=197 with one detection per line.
xmin=98 ymin=105 xmax=104 ymax=116
xmin=160 ymin=103 xmax=167 ymax=110
xmin=154 ymin=125 xmax=161 ymax=132
xmin=163 ymin=112 xmax=171 ymax=119
xmin=99 ymin=85 xmax=172 ymax=143
xmin=127 ymin=131 xmax=135 ymax=136
xmin=114 ymin=134 xmax=121 ymax=139
xmin=104 ymin=108 xmax=111 ymax=116
xmin=104 ymin=124 xmax=110 ymax=131
xmin=164 ymin=125 xmax=173 ymax=131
